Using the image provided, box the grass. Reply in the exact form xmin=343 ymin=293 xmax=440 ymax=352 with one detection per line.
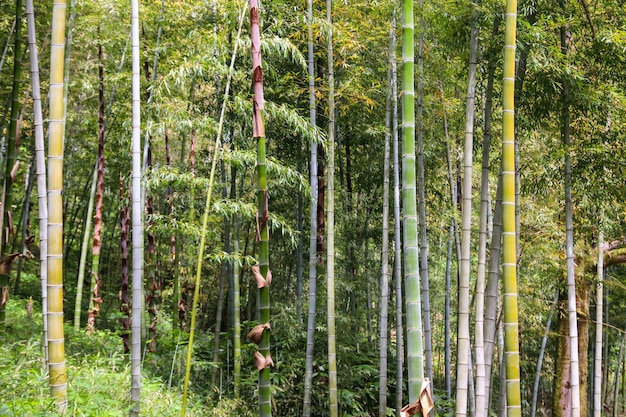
xmin=0 ymin=299 xmax=252 ymax=416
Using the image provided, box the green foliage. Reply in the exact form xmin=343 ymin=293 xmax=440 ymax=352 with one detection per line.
xmin=0 ymin=299 xmax=249 ymax=416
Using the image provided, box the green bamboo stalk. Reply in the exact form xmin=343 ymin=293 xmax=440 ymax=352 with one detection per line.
xmin=47 ymin=0 xmax=68 ymax=410
xmin=232 ymin=185 xmax=242 ymax=396
xmin=326 ymin=0 xmax=337 ymax=415
xmin=402 ymin=0 xmax=425 ymax=402
xmin=501 ymin=0 xmax=522 ymax=415
xmin=249 ymin=1 xmax=272 ymax=415
xmin=560 ymin=2 xmax=580 ymax=414
xmin=180 ymin=5 xmax=246 ymax=415
xmin=302 ymin=0 xmax=318 ymax=407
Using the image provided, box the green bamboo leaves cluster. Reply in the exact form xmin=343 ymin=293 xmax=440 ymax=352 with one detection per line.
xmin=501 ymin=0 xmax=522 ymax=415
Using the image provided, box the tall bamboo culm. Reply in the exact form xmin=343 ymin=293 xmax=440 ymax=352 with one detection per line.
xmin=326 ymin=0 xmax=338 ymax=414
xmin=130 ymin=0 xmax=142 ymax=411
xmin=250 ymin=1 xmax=272 ymax=415
xmin=25 ymin=0 xmax=48 ymax=361
xmin=402 ymin=0 xmax=425 ymax=403
xmin=301 ymin=0 xmax=318 ymax=407
xmin=47 ymin=0 xmax=68 ymax=410
xmin=501 ymin=0 xmax=522 ymax=415
xmin=594 ymin=226 xmax=604 ymax=417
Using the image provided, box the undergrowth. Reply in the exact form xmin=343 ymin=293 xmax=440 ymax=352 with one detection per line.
xmin=0 ymin=299 xmax=251 ymax=416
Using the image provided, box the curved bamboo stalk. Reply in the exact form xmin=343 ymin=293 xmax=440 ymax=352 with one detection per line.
xmin=47 ymin=0 xmax=68 ymax=410
xmin=180 ymin=5 xmax=246 ymax=415
xmin=530 ymin=291 xmax=559 ymax=417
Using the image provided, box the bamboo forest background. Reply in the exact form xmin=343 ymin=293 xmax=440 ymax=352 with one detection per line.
xmin=2 ymin=0 xmax=626 ymax=416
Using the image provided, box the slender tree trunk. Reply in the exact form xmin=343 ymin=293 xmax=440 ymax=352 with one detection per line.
xmin=445 ymin=222 xmax=453 ymax=398
xmin=14 ymin=161 xmax=33 ymax=295
xmin=531 ymin=292 xmax=560 ymax=417
xmin=456 ymin=6 xmax=479 ymax=415
xmin=119 ymin=179 xmax=131 ymax=353
xmin=484 ymin=165 xmax=503 ymax=410
xmin=594 ymin=227 xmax=604 ymax=417
xmin=74 ymin=163 xmax=96 ymax=331
xmin=325 ymin=0 xmax=338 ymax=414
xmin=474 ymin=12 xmax=500 ymax=417
xmin=613 ymin=336 xmax=625 ymax=417
xmin=210 ymin=161 xmax=230 ymax=392
xmin=296 ymin=161 xmax=303 ymax=322
xmin=231 ymin=167 xmax=241 ymax=396
xmin=47 ymin=0 xmax=68 ymax=409
xmin=181 ymin=6 xmax=245 ymax=414
xmin=379 ymin=19 xmax=395 ymax=417
xmin=302 ymin=0 xmax=318 ymax=409
xmin=0 ymin=19 xmax=16 ymax=76
xmin=0 ymin=0 xmax=22 ymax=336
xmin=416 ymin=0 xmax=433 ymax=388
xmin=130 ymin=0 xmax=143 ymax=410
xmin=441 ymin=83 xmax=455 ymax=401
xmin=26 ymin=0 xmax=48 ymax=361
xmin=86 ymin=41 xmax=106 ymax=333
xmin=479 ymin=15 xmax=500 ymax=413
xmin=390 ymin=22 xmax=403 ymax=415
xmin=145 ymin=143 xmax=158 ymax=352
xmin=402 ymin=0 xmax=425 ymax=402
xmin=561 ymin=6 xmax=581 ymax=415
xmin=501 ymin=1 xmax=522 ymax=415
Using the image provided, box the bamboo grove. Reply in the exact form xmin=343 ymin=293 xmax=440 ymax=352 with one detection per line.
xmin=2 ymin=0 xmax=626 ymax=416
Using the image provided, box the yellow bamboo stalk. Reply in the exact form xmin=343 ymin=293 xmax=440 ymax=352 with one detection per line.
xmin=501 ymin=0 xmax=521 ymax=416
xmin=47 ymin=0 xmax=67 ymax=411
